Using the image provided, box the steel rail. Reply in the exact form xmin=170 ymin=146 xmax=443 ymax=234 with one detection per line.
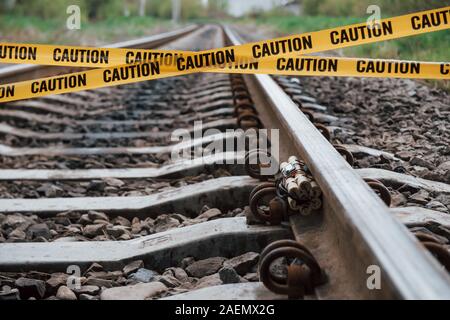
xmin=223 ymin=26 xmax=450 ymax=299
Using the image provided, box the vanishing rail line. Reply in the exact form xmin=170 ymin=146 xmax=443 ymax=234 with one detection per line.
xmin=0 ymin=25 xmax=449 ymax=301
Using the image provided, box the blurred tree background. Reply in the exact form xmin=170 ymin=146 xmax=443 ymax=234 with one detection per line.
xmin=0 ymin=0 xmax=230 ymax=20
xmin=0 ymin=0 xmax=231 ymax=44
xmin=302 ymin=0 xmax=448 ymax=16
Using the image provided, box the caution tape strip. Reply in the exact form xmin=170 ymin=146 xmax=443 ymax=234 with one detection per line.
xmin=1 ymin=56 xmax=448 ymax=103
xmin=1 ymin=6 xmax=449 ymax=69
xmin=0 ymin=7 xmax=449 ymax=103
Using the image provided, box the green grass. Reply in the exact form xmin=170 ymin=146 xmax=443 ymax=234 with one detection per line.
xmin=0 ymin=14 xmax=174 ymax=45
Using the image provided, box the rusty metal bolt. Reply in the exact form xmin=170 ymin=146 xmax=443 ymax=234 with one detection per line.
xmin=249 ymin=185 xmax=282 ymax=224
xmin=234 ymin=97 xmax=253 ymax=106
xmin=234 ymin=100 xmax=257 ymax=115
xmin=231 ymin=84 xmax=248 ymax=92
xmin=249 ymin=182 xmax=276 ymax=200
xmin=314 ymin=123 xmax=331 ymax=141
xmin=233 ymin=90 xmax=251 ymax=100
xmin=302 ymin=109 xmax=315 ymax=122
xmin=364 ymin=179 xmax=392 ymax=207
xmin=422 ymin=242 xmax=450 ymax=272
xmin=334 ymin=145 xmax=355 ymax=166
xmin=237 ymin=113 xmax=263 ymax=129
xmin=245 ymin=149 xmax=276 ymax=180
xmin=258 ymin=240 xmax=325 ymax=298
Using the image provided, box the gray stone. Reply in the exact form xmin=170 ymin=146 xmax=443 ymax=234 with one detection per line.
xmin=46 ymin=273 xmax=69 ymax=292
xmin=223 ymin=252 xmax=260 ymax=276
xmin=78 ymin=214 xmax=92 ymax=225
xmin=107 ymin=271 xmax=123 ymax=280
xmin=54 ymin=216 xmax=71 ymax=226
xmin=409 ymin=190 xmax=430 ymax=205
xmin=195 ymin=274 xmax=222 ymax=289
xmin=410 ymin=227 xmax=448 ymax=244
xmin=154 ymin=215 xmax=180 ymax=233
xmin=129 ymin=268 xmax=159 ymax=283
xmin=170 ymin=214 xmax=189 ymax=223
xmin=123 ymin=260 xmax=144 ymax=276
xmin=88 ymin=211 xmax=109 ymax=222
xmin=391 ymin=192 xmax=407 ymax=207
xmin=57 ymin=211 xmax=81 ymax=221
xmin=73 ymin=285 xmax=100 ymax=296
xmin=88 ymin=180 xmax=106 ymax=192
xmin=8 ymin=228 xmax=26 ymax=240
xmin=103 ymin=178 xmax=125 ymax=187
xmin=15 ymin=277 xmax=46 ymax=299
xmin=28 ymin=223 xmax=51 ymax=240
xmin=185 ymin=257 xmax=226 ymax=278
xmin=243 ymin=273 xmax=259 ymax=282
xmin=114 ymin=216 xmax=131 ymax=227
xmin=0 ymin=287 xmax=20 ymax=301
xmin=197 ymin=208 xmax=222 ymax=220
xmin=83 ymin=224 xmax=106 ymax=238
xmin=2 ymin=215 xmax=27 ymax=228
xmin=86 ymin=262 xmax=104 ymax=273
xmin=438 ymin=161 xmax=450 ymax=171
xmin=158 ymin=275 xmax=182 ymax=288
xmin=79 ymin=294 xmax=99 ymax=300
xmin=180 ymin=257 xmax=195 ymax=269
xmin=396 ymin=151 xmax=414 ymax=161
xmin=86 ymin=278 xmax=113 ymax=288
xmin=100 ymin=282 xmax=167 ymax=300
xmin=93 ymin=219 xmax=109 ymax=225
xmin=219 ymin=267 xmax=241 ymax=284
xmin=131 ymin=222 xmax=143 ymax=234
xmin=32 ymin=236 xmax=49 ymax=243
xmin=56 ymin=286 xmax=77 ymax=300
xmin=119 ymin=233 xmax=131 ymax=241
xmin=425 ymin=201 xmax=449 ymax=213
xmin=106 ymin=226 xmax=126 ymax=238
xmin=37 ymin=184 xmax=64 ymax=197
xmin=410 ymin=157 xmax=436 ymax=170
xmin=86 ymin=271 xmax=118 ymax=280
xmin=164 ymin=267 xmax=189 ymax=282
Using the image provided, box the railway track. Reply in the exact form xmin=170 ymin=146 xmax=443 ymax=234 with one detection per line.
xmin=0 ymin=24 xmax=449 ymax=300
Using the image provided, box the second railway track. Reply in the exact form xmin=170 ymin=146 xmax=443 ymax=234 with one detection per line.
xmin=0 ymin=24 xmax=449 ymax=300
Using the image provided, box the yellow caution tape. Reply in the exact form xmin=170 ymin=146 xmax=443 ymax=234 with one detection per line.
xmin=0 ymin=7 xmax=449 ymax=103
xmin=1 ymin=6 xmax=449 ymax=68
xmin=215 ymin=56 xmax=450 ymax=80
xmin=1 ymin=56 xmax=448 ymax=103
